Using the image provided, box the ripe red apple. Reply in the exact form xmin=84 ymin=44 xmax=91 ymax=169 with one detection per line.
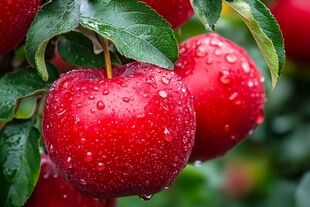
xmin=174 ymin=33 xmax=266 ymax=162
xmin=51 ymin=42 xmax=75 ymax=74
xmin=140 ymin=0 xmax=194 ymax=29
xmin=24 ymin=153 xmax=116 ymax=207
xmin=42 ymin=62 xmax=196 ymax=199
xmin=0 ymin=0 xmax=41 ymax=56
xmin=271 ymin=0 xmax=310 ymax=62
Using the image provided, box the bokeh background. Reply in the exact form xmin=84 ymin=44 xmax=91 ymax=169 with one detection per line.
xmin=117 ymin=1 xmax=310 ymax=206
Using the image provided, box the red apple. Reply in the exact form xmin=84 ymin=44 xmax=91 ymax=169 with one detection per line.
xmin=51 ymin=41 xmax=75 ymax=74
xmin=0 ymin=0 xmax=41 ymax=56
xmin=271 ymin=0 xmax=310 ymax=62
xmin=24 ymin=153 xmax=115 ymax=207
xmin=174 ymin=33 xmax=266 ymax=162
xmin=42 ymin=62 xmax=196 ymax=199
xmin=140 ymin=0 xmax=194 ymax=29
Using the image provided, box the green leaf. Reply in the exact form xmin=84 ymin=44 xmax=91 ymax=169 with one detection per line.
xmin=296 ymin=171 xmax=310 ymax=207
xmin=57 ymin=31 xmax=121 ymax=68
xmin=190 ymin=0 xmax=222 ymax=31
xmin=224 ymin=0 xmax=285 ymax=88
xmin=0 ymin=66 xmax=56 ymax=122
xmin=0 ymin=119 xmax=40 ymax=207
xmin=25 ymin=0 xmax=80 ymax=81
xmin=26 ymin=0 xmax=178 ymax=80
xmin=79 ymin=0 xmax=178 ymax=69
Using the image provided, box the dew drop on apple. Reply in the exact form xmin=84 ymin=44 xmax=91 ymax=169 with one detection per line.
xmin=96 ymin=162 xmax=106 ymax=171
xmin=65 ymin=157 xmax=73 ymax=169
xmin=248 ymin=81 xmax=254 ymax=87
xmin=158 ymin=90 xmax=168 ymax=98
xmin=85 ymin=152 xmax=93 ymax=162
xmin=96 ymin=100 xmax=105 ymax=110
xmin=210 ymin=38 xmax=223 ymax=47
xmin=241 ymin=61 xmax=251 ymax=73
xmin=103 ymin=89 xmax=109 ymax=95
xmin=225 ymin=53 xmax=237 ymax=64
xmin=139 ymin=194 xmax=153 ymax=201
xmin=142 ymin=93 xmax=148 ymax=98
xmin=76 ymin=103 xmax=82 ymax=108
xmin=163 ymin=126 xmax=173 ymax=142
xmin=224 ymin=124 xmax=230 ymax=132
xmin=256 ymin=110 xmax=264 ymax=124
xmin=161 ymin=76 xmax=171 ymax=85
xmin=80 ymin=137 xmax=86 ymax=144
xmin=92 ymin=86 xmax=99 ymax=91
xmin=79 ymin=179 xmax=87 ymax=185
xmin=122 ymin=97 xmax=131 ymax=103
xmin=49 ymin=144 xmax=54 ymax=153
xmin=214 ymin=49 xmax=222 ymax=56
xmin=206 ymin=57 xmax=213 ymax=65
xmin=88 ymin=95 xmax=95 ymax=100
xmin=196 ymin=46 xmax=208 ymax=57
xmin=219 ymin=71 xmax=231 ymax=84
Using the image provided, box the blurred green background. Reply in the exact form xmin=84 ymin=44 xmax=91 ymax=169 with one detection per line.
xmin=118 ymin=2 xmax=310 ymax=207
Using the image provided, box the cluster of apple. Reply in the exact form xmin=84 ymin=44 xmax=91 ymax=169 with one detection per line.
xmin=0 ymin=0 xmax=266 ymax=206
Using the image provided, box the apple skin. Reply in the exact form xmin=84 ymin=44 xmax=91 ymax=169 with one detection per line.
xmin=174 ymin=33 xmax=266 ymax=162
xmin=42 ymin=62 xmax=196 ymax=198
xmin=0 ymin=0 xmax=41 ymax=56
xmin=140 ymin=0 xmax=194 ymax=29
xmin=24 ymin=153 xmax=115 ymax=207
xmin=271 ymin=0 xmax=310 ymax=62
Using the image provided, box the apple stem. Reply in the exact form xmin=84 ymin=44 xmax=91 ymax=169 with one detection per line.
xmin=102 ymin=37 xmax=113 ymax=79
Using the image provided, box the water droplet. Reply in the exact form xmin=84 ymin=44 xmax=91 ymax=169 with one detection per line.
xmin=158 ymin=90 xmax=168 ymax=98
xmin=122 ymin=97 xmax=130 ymax=103
xmin=214 ymin=49 xmax=222 ymax=56
xmin=145 ymin=75 xmax=157 ymax=89
xmin=103 ymin=89 xmax=109 ymax=95
xmin=88 ymin=95 xmax=95 ymax=100
xmin=241 ymin=62 xmax=250 ymax=73
xmin=231 ymin=135 xmax=236 ymax=140
xmin=196 ymin=46 xmax=208 ymax=57
xmin=76 ymin=103 xmax=82 ymax=108
xmin=79 ymin=179 xmax=87 ymax=185
xmin=206 ymin=57 xmax=213 ymax=65
xmin=224 ymin=124 xmax=230 ymax=132
xmin=248 ymin=81 xmax=254 ymax=87
xmin=225 ymin=53 xmax=237 ymax=63
xmin=80 ymin=137 xmax=86 ymax=144
xmin=161 ymin=77 xmax=170 ymax=85
xmin=256 ymin=110 xmax=264 ymax=124
xmin=163 ymin=126 xmax=173 ymax=142
xmin=210 ymin=39 xmax=223 ymax=47
xmin=219 ymin=71 xmax=231 ymax=84
xmin=139 ymin=194 xmax=153 ymax=201
xmin=229 ymin=92 xmax=241 ymax=105
xmin=49 ymin=145 xmax=54 ymax=153
xmin=85 ymin=152 xmax=93 ymax=162
xmin=142 ymin=94 xmax=148 ymax=98
xmin=96 ymin=162 xmax=106 ymax=171
xmin=65 ymin=157 xmax=73 ymax=169
xmin=194 ymin=160 xmax=202 ymax=167
xmin=96 ymin=101 xmax=105 ymax=110
xmin=92 ymin=86 xmax=99 ymax=91
xmin=63 ymin=194 xmax=67 ymax=199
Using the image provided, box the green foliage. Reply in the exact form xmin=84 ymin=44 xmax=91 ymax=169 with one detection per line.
xmin=190 ymin=0 xmax=222 ymax=31
xmin=0 ymin=119 xmax=41 ymax=207
xmin=26 ymin=0 xmax=178 ymax=81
